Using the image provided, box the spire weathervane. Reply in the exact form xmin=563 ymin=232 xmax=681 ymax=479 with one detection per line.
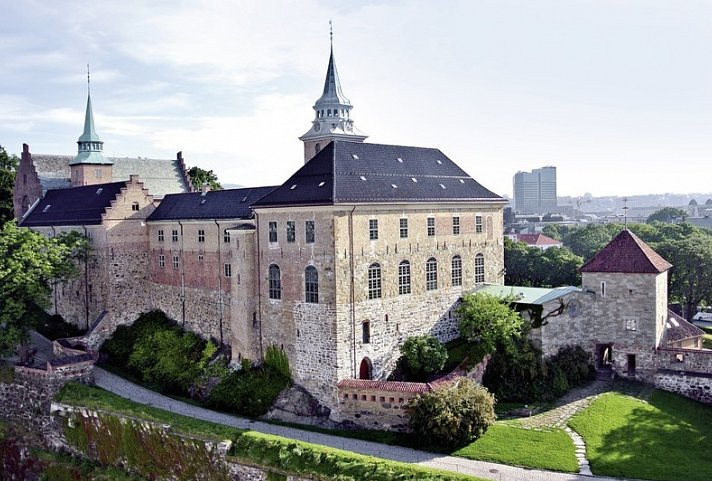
xmin=623 ymin=197 xmax=629 ymax=228
xmin=329 ymin=20 xmax=333 ymax=46
xmin=87 ymin=63 xmax=91 ymax=95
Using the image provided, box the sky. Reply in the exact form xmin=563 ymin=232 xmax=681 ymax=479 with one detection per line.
xmin=2 ymin=0 xmax=712 ymax=198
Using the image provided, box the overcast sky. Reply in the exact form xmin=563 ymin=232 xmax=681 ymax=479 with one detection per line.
xmin=2 ymin=0 xmax=712 ymax=198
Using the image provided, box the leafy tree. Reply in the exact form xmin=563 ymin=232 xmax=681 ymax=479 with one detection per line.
xmin=562 ymin=224 xmax=614 ymax=260
xmin=505 ymin=238 xmax=582 ymax=287
xmin=0 ymin=221 xmax=86 ymax=355
xmin=646 ymin=207 xmax=687 ymax=224
xmin=406 ymin=378 xmax=496 ymax=449
xmin=0 ymin=146 xmax=19 ymax=226
xmin=188 ymin=166 xmax=222 ymax=191
xmin=655 ymin=234 xmax=712 ymax=319
xmin=458 ymin=292 xmax=523 ymax=354
xmin=396 ymin=335 xmax=448 ymax=381
xmin=539 ymin=246 xmax=583 ymax=287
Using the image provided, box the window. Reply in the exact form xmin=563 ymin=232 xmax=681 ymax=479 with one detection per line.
xmin=601 ymin=282 xmax=606 ymax=297
xmin=158 ymin=255 xmax=165 ymax=268
xmin=86 ymin=231 xmax=93 ymax=244
xmin=362 ymin=321 xmax=371 ymax=344
xmin=131 ymin=202 xmax=139 ymax=211
xmin=369 ymin=219 xmax=379 ymax=240
xmin=399 ymin=218 xmax=408 ymax=238
xmin=305 ymin=220 xmax=315 ymax=244
xmin=158 ymin=229 xmax=164 ymax=242
xmin=95 ymin=168 xmax=102 ymax=179
xmin=223 ymin=230 xmax=230 ymax=243
xmin=426 ymin=258 xmax=438 ymax=290
xmin=474 ymin=253 xmax=485 ymax=284
xmin=398 ymin=261 xmax=411 ymax=295
xmin=198 ymin=229 xmax=205 ymax=242
xmin=475 ymin=215 xmax=483 ymax=234
xmin=452 ymin=216 xmax=460 ymax=235
xmin=287 ymin=221 xmax=295 ymax=243
xmin=427 ymin=217 xmax=435 ymax=237
xmin=452 ymin=255 xmax=462 ymax=286
xmin=198 ymin=254 xmax=204 ymax=261
xmin=626 ymin=319 xmax=637 ymax=331
xmin=268 ymin=221 xmax=277 ymax=243
xmin=305 ymin=266 xmax=318 ymax=303
xmin=172 ymin=229 xmax=178 ymax=242
xmin=368 ymin=263 xmax=382 ymax=299
xmin=172 ymin=255 xmax=179 ymax=269
xmin=315 ymin=143 xmax=321 ymax=155
xmin=268 ymin=264 xmax=281 ymax=299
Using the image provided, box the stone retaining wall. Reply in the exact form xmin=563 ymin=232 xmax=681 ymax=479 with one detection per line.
xmin=653 ymin=348 xmax=712 ymax=405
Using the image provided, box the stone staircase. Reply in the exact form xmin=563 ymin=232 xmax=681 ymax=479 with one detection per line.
xmin=595 ymin=366 xmax=614 ymax=381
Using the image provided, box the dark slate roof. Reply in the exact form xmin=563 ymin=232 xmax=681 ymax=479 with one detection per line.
xmin=661 ymin=310 xmax=705 ymax=345
xmin=579 ymin=230 xmax=672 ymax=274
xmin=20 ymin=181 xmax=127 ymax=227
xmin=148 ymin=186 xmax=277 ymax=221
xmin=252 ymin=141 xmax=505 ymax=207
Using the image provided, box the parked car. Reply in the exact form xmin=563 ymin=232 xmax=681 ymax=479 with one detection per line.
xmin=692 ymin=309 xmax=712 ymax=329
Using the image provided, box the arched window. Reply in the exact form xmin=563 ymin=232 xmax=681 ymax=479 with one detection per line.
xmin=451 ymin=255 xmax=462 ymax=286
xmin=426 ymin=257 xmax=438 ymax=290
xmin=474 ymin=253 xmax=485 ymax=284
xmin=362 ymin=321 xmax=371 ymax=344
xmin=368 ymin=263 xmax=382 ymax=299
xmin=268 ymin=264 xmax=281 ymax=299
xmin=398 ymin=260 xmax=411 ymax=295
xmin=305 ymin=265 xmax=318 ymax=303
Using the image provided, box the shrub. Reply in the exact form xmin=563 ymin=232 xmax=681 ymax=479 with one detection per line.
xmin=406 ymin=378 xmax=496 ymax=449
xmin=458 ymin=293 xmax=523 ymax=354
xmin=264 ymin=345 xmax=290 ymax=378
xmin=207 ymin=367 xmax=291 ymax=418
xmin=100 ymin=310 xmax=174 ymax=366
xmin=36 ymin=314 xmax=85 ymax=340
xmin=397 ymin=335 xmax=448 ymax=381
xmin=549 ymin=345 xmax=595 ymax=386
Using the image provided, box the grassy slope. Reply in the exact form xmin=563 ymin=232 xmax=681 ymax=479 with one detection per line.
xmin=569 ymin=390 xmax=712 ymax=481
xmin=454 ymin=425 xmax=579 ymax=473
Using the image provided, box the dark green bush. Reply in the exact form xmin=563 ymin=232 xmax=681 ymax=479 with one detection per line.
xmin=550 ymin=345 xmax=596 ymax=386
xmin=406 ymin=378 xmax=496 ymax=449
xmin=264 ymin=345 xmax=290 ymax=378
xmin=207 ymin=367 xmax=290 ymax=418
xmin=396 ymin=335 xmax=448 ymax=382
xmin=100 ymin=310 xmax=174 ymax=366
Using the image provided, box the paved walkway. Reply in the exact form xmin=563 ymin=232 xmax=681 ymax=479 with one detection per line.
xmin=93 ymin=367 xmax=637 ymax=481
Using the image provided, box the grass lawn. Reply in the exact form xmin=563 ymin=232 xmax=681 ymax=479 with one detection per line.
xmin=568 ymin=390 xmax=712 ymax=481
xmin=453 ymin=424 xmax=579 ymax=473
xmin=703 ymin=331 xmax=712 ymax=349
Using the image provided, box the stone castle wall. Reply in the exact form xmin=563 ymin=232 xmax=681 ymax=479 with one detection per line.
xmin=12 ymin=144 xmax=43 ymax=219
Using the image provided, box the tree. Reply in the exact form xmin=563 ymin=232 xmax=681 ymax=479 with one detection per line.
xmin=0 ymin=146 xmax=19 ymax=226
xmin=458 ymin=292 xmax=523 ymax=354
xmin=188 ymin=166 xmax=222 ymax=191
xmin=562 ymin=224 xmax=614 ymax=260
xmin=406 ymin=378 xmax=496 ymax=449
xmin=646 ymin=207 xmax=687 ymax=224
xmin=505 ymin=238 xmax=582 ymax=288
xmin=397 ymin=335 xmax=448 ymax=381
xmin=655 ymin=234 xmax=712 ymax=320
xmin=0 ymin=221 xmax=86 ymax=355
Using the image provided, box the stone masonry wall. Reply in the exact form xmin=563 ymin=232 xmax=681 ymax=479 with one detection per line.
xmin=13 ymin=144 xmax=43 ymax=220
xmin=655 ymin=370 xmax=712 ymax=405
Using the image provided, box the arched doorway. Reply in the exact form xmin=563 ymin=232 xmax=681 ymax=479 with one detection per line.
xmin=359 ymin=357 xmax=372 ymax=380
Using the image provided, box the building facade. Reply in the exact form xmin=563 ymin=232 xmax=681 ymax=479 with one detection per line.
xmin=513 ymin=166 xmax=557 ymax=214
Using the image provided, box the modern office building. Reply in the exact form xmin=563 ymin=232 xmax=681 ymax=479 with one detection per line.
xmin=513 ymin=166 xmax=557 ymax=214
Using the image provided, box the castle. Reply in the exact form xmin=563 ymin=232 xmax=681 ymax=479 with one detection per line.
xmin=14 ymin=43 xmax=506 ymax=418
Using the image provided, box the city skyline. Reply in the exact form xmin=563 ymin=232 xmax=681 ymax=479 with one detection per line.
xmin=2 ymin=1 xmax=712 ymax=198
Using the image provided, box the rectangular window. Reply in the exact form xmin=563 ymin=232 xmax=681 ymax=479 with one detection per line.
xmin=427 ymin=217 xmax=435 ymax=237
xmin=158 ymin=255 xmax=165 ymax=268
xmin=131 ymin=202 xmax=139 ymax=211
xmin=368 ymin=264 xmax=382 ymax=299
xmin=86 ymin=231 xmax=93 ymax=244
xmin=223 ymin=229 xmax=231 ymax=243
xmin=95 ymin=168 xmax=102 ymax=179
xmin=172 ymin=229 xmax=179 ymax=242
xmin=626 ymin=319 xmax=637 ymax=331
xmin=601 ymin=282 xmax=606 ymax=297
xmin=172 ymin=255 xmax=179 ymax=269
xmin=369 ymin=219 xmax=379 ymax=240
xmin=398 ymin=261 xmax=411 ymax=295
xmin=305 ymin=220 xmax=315 ymax=244
xmin=224 ymin=263 xmax=232 ymax=277
xmin=198 ymin=229 xmax=205 ymax=243
xmin=475 ymin=215 xmax=483 ymax=233
xmin=399 ymin=218 xmax=408 ymax=239
xmin=268 ymin=221 xmax=278 ymax=243
xmin=452 ymin=256 xmax=462 ymax=286
xmin=287 ymin=221 xmax=296 ymax=243
xmin=452 ymin=216 xmax=460 ymax=235
xmin=426 ymin=258 xmax=438 ymax=290
xmin=198 ymin=254 xmax=204 ymax=261
xmin=158 ymin=229 xmax=164 ymax=242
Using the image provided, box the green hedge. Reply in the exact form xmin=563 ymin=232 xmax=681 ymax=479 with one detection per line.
xmin=207 ymin=366 xmax=290 ymax=418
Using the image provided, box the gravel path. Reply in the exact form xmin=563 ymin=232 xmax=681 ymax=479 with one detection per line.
xmin=93 ymin=367 xmax=637 ymax=481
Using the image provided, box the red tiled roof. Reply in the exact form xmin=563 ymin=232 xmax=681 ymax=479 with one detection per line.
xmin=336 ymin=379 xmax=433 ymax=393
xmin=580 ymin=230 xmax=672 ymax=274
xmin=515 ymin=233 xmax=562 ymax=246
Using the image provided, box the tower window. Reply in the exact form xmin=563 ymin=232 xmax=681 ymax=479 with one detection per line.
xmin=362 ymin=321 xmax=371 ymax=344
xmin=427 ymin=217 xmax=435 ymax=237
xmin=158 ymin=254 xmax=165 ymax=268
xmin=95 ymin=169 xmax=102 ymax=179
xmin=315 ymin=143 xmax=321 ymax=154
xmin=224 ymin=229 xmax=231 ymax=243
xmin=452 ymin=216 xmax=460 ymax=235
xmin=131 ymin=202 xmax=139 ymax=211
xmin=172 ymin=255 xmax=179 ymax=269
xmin=305 ymin=265 xmax=318 ymax=303
xmin=475 ymin=215 xmax=483 ymax=233
xmin=158 ymin=229 xmax=164 ymax=242
xmin=601 ymin=282 xmax=606 ymax=297
xmin=305 ymin=220 xmax=315 ymax=243
xmin=198 ymin=229 xmax=205 ymax=242
xmin=287 ymin=221 xmax=296 ymax=243
xmin=172 ymin=229 xmax=179 ymax=242
xmin=224 ymin=263 xmax=232 ymax=277
xmin=268 ymin=264 xmax=281 ymax=300
xmin=369 ymin=219 xmax=379 ymax=240
xmin=400 ymin=218 xmax=408 ymax=238
xmin=268 ymin=221 xmax=278 ymax=243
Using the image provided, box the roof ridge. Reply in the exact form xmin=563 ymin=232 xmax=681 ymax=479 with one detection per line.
xmin=580 ymin=229 xmax=672 ymax=274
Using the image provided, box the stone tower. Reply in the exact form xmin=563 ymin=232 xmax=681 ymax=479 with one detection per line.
xmin=299 ymin=36 xmax=367 ymax=163
xmin=69 ymin=82 xmax=113 ymax=187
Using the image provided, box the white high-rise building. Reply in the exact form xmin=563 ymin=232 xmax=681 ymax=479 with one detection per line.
xmin=513 ymin=166 xmax=557 ymax=214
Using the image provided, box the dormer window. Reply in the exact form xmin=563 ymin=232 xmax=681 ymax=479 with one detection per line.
xmin=131 ymin=202 xmax=139 ymax=211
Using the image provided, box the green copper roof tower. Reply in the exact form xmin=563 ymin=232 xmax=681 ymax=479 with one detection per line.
xmin=70 ymin=67 xmax=111 ymax=166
